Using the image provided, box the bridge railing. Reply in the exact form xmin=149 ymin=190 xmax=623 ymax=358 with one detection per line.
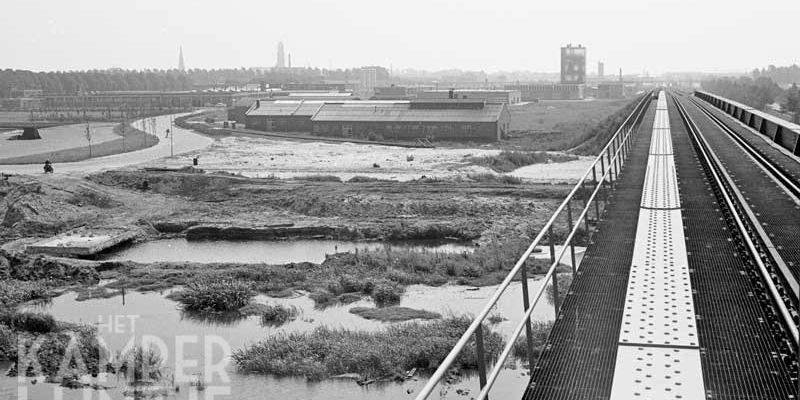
xmin=414 ymin=91 xmax=654 ymax=400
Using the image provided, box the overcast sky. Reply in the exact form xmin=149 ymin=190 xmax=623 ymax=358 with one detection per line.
xmin=1 ymin=0 xmax=797 ymax=74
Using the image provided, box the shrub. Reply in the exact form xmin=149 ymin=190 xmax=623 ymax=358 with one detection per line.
xmin=174 ymin=279 xmax=255 ymax=312
xmin=0 ymin=324 xmax=15 ymax=359
xmin=338 ymin=275 xmax=365 ymax=293
xmin=0 ymin=312 xmax=57 ymax=333
xmin=119 ymin=345 xmax=164 ymax=383
xmin=370 ymin=283 xmax=403 ymax=305
xmin=308 ymin=290 xmax=335 ymax=306
xmin=259 ymin=304 xmax=299 ymax=326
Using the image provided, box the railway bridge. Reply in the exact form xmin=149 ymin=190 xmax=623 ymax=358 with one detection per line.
xmin=415 ymin=90 xmax=799 ymax=400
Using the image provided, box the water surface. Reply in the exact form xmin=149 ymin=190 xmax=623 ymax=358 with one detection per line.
xmin=100 ymin=238 xmax=475 ymax=264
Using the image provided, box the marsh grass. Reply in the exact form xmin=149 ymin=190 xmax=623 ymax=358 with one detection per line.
xmin=349 ymin=306 xmax=440 ymax=322
xmin=0 ymin=280 xmax=53 ymax=307
xmin=294 ymin=175 xmax=343 ymax=182
xmin=119 ymin=345 xmax=164 ymax=383
xmin=172 ymin=279 xmax=254 ymax=312
xmin=258 ymin=304 xmax=299 ymax=326
xmin=0 ymin=311 xmax=57 ymax=333
xmin=467 ymin=173 xmax=523 ymax=185
xmin=546 ymin=273 xmax=574 ymax=306
xmin=232 ymin=315 xmax=503 ymax=380
xmin=470 ymin=151 xmax=578 ymax=173
xmin=512 ymin=321 xmax=554 ymax=363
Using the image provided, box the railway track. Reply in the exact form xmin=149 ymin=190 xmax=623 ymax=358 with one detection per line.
xmin=671 ymin=93 xmax=799 ymax=368
xmin=687 ymin=95 xmax=800 ymax=202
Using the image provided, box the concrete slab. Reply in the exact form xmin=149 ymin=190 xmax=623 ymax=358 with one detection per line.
xmin=26 ymin=228 xmax=138 ymax=257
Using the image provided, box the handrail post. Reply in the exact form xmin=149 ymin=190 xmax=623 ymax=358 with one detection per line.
xmin=475 ymin=327 xmax=488 ymax=398
xmin=599 ymin=157 xmax=605 ymax=183
xmin=606 ymin=147 xmax=614 ymax=183
xmin=593 ymin=169 xmax=601 ymax=224
xmin=519 ymin=250 xmax=536 ymax=369
xmin=566 ymin=202 xmax=577 ymax=274
xmin=548 ymin=225 xmax=560 ymax=313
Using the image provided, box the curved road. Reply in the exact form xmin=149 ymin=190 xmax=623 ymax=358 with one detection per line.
xmin=0 ymin=112 xmax=212 ymax=176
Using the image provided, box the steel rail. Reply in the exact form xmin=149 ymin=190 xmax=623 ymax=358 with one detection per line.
xmin=686 ymin=95 xmax=800 ymax=299
xmin=689 ymin=96 xmax=800 ymax=202
xmin=413 ymin=92 xmax=653 ymax=400
xmin=673 ymin=95 xmax=799 ymax=347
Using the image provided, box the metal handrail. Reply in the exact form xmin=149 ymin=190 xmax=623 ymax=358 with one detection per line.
xmin=413 ymin=91 xmax=653 ymax=400
xmin=476 ymin=111 xmax=639 ymax=399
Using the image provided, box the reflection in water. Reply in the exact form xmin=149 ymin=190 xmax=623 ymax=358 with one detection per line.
xmin=8 ymin=280 xmax=551 ymax=399
xmin=99 ymin=238 xmax=475 ymax=264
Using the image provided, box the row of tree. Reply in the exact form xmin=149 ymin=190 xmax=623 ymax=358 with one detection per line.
xmin=701 ymin=76 xmax=785 ymax=110
xmin=0 ymin=66 xmax=392 ymax=98
xmin=751 ymin=64 xmax=800 ymax=86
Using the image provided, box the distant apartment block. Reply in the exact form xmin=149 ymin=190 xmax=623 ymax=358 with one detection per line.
xmin=561 ymin=44 xmax=586 ymax=84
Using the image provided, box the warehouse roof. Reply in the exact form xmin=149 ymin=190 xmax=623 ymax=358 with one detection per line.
xmin=246 ymin=100 xmax=410 ymax=118
xmin=311 ymin=102 xmax=506 ymax=123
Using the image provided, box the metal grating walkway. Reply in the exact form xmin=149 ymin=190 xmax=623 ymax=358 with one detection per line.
xmin=523 ymin=91 xmax=798 ymax=400
xmin=523 ymin=96 xmax=656 ymax=400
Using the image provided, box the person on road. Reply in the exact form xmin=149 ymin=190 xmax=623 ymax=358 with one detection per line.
xmin=43 ymin=160 xmax=54 ymax=174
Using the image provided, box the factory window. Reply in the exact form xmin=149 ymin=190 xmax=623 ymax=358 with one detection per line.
xmin=342 ymin=125 xmax=353 ymax=136
xmin=462 ymin=125 xmax=473 ymax=135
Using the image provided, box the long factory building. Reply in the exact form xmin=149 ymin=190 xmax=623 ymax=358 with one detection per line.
xmin=244 ymin=99 xmax=510 ymax=142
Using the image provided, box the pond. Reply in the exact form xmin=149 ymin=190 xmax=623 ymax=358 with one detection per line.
xmin=5 ymin=279 xmax=557 ymax=400
xmin=99 ymin=239 xmax=475 ymax=264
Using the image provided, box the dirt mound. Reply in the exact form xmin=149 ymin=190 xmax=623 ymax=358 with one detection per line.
xmin=0 ymin=181 xmax=91 ymax=236
xmin=0 ymin=249 xmax=98 ymax=282
xmin=88 ymin=170 xmax=236 ymax=200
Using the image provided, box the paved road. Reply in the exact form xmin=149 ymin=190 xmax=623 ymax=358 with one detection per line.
xmin=0 ymin=113 xmax=212 ymax=176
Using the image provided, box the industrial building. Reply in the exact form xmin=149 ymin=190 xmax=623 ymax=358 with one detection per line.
xmin=310 ymin=100 xmax=509 ymax=142
xmin=360 ymin=68 xmax=377 ymax=97
xmin=244 ymin=99 xmax=509 ymax=142
xmin=372 ymin=86 xmax=411 ymax=100
xmin=561 ymin=44 xmax=586 ymax=84
xmin=417 ymin=89 xmax=522 ymax=104
xmin=597 ymin=82 xmax=624 ymax=99
xmin=244 ymin=100 xmax=324 ymax=132
xmin=503 ymin=83 xmax=584 ymax=101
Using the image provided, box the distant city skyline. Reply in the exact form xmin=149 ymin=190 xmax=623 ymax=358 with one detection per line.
xmin=1 ymin=0 xmax=797 ymax=75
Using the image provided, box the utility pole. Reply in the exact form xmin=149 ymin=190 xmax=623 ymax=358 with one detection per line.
xmin=85 ymin=122 xmax=92 ymax=158
xmin=121 ymin=112 xmax=126 ymax=152
xmin=166 ymin=115 xmax=174 ymax=157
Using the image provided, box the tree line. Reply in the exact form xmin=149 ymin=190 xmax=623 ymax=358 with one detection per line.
xmin=0 ymin=66 xmax=391 ymax=98
xmin=701 ymin=76 xmax=785 ymax=110
xmin=751 ymin=64 xmax=800 ymax=86
xmin=701 ymin=76 xmax=799 ymax=123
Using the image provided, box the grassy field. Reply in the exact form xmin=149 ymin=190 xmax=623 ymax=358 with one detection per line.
xmin=501 ymin=99 xmax=630 ymax=151
xmin=0 ymin=122 xmax=158 ymax=164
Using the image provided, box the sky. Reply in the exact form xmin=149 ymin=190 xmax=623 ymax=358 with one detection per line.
xmin=1 ymin=0 xmax=798 ymax=75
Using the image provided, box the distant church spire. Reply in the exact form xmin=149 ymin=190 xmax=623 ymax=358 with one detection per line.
xmin=276 ymin=41 xmax=285 ymax=68
xmin=178 ymin=46 xmax=185 ymax=71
